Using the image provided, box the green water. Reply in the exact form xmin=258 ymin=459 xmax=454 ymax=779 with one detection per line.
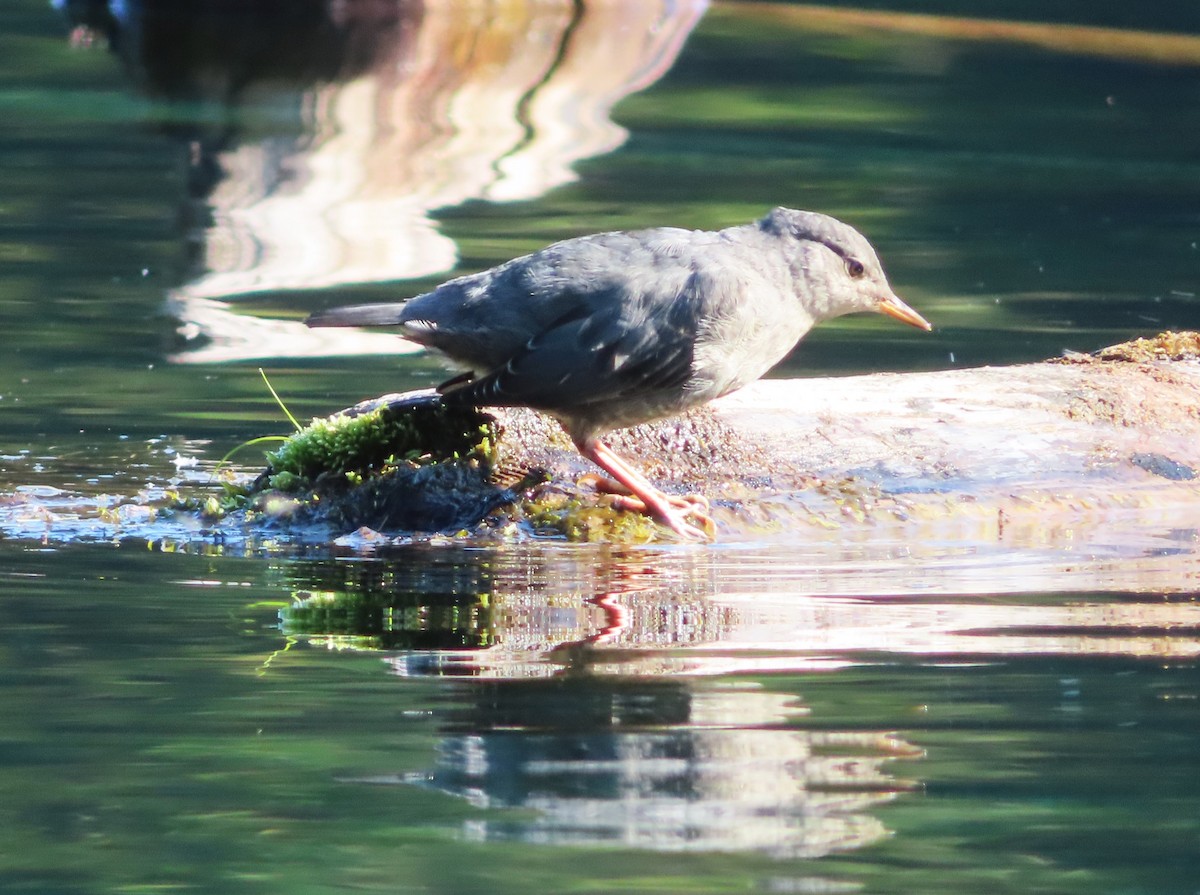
xmin=3 ymin=1 xmax=1200 ymax=892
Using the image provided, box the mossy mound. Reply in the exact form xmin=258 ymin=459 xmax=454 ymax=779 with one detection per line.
xmin=226 ymin=390 xmax=524 ymax=533
xmin=264 ymin=391 xmax=495 ymax=488
xmin=205 ymin=389 xmax=706 ymax=543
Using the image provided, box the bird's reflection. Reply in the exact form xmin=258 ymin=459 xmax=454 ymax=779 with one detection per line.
xmin=56 ymin=0 xmax=708 ymax=362
xmin=277 ymin=541 xmax=1200 ymax=674
xmin=280 ymin=545 xmax=737 ymax=670
xmin=400 ymin=677 xmax=919 ymax=857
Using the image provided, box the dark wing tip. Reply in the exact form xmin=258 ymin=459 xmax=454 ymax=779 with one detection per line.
xmin=306 ymin=303 xmax=408 ymax=328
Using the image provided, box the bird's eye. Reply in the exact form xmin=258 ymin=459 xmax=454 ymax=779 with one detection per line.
xmin=846 ymin=258 xmax=865 ymax=279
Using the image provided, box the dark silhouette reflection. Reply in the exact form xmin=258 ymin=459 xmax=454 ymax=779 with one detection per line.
xmin=56 ymin=0 xmax=421 ymax=95
xmin=56 ymin=0 xmax=707 ymax=362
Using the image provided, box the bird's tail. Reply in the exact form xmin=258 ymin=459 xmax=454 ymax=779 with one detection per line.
xmin=305 ymin=302 xmax=409 ymax=328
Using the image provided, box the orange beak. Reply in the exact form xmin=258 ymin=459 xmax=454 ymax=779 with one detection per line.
xmin=878 ymin=292 xmax=932 ymax=331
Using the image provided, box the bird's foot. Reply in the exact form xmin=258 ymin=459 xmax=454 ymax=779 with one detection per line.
xmin=611 ymin=495 xmax=713 ymax=540
xmin=581 ymin=475 xmax=714 ymax=540
xmin=667 ymin=507 xmax=717 ymax=541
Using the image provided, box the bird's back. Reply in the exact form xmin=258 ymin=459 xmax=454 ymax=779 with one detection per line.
xmin=397 ymin=227 xmax=737 ymax=372
xmin=402 ymin=224 xmax=815 ymax=434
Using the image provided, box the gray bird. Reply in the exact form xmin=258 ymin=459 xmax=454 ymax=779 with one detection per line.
xmin=307 ymin=207 xmax=931 ymax=538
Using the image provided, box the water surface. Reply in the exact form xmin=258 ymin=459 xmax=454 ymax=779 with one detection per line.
xmin=2 ymin=1 xmax=1199 ymax=892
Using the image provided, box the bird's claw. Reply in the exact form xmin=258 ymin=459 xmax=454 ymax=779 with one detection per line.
xmin=613 ymin=497 xmax=713 ymax=540
xmin=667 ymin=493 xmax=709 ymax=513
xmin=665 ymin=507 xmax=716 ymax=541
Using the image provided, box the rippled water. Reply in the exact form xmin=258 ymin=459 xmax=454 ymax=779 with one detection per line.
xmin=3 ymin=543 xmax=1199 ymax=893
xmin=3 ymin=1 xmax=1200 ymax=892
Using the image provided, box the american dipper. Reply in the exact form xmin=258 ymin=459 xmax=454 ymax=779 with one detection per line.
xmin=307 ymin=207 xmax=931 ymax=538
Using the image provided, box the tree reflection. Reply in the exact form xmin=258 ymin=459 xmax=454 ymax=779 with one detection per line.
xmin=56 ymin=0 xmax=708 ymax=361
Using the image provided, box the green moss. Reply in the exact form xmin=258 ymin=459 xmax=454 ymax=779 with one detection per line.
xmin=183 ymin=394 xmax=512 ymax=533
xmin=263 ymin=404 xmax=495 ymax=491
xmin=217 ymin=395 xmax=510 ymax=533
xmin=197 ymin=481 xmax=256 ymax=522
xmin=281 ymin=588 xmax=494 ymax=651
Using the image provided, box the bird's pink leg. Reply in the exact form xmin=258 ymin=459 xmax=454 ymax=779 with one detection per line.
xmin=574 ymin=437 xmax=713 ymax=540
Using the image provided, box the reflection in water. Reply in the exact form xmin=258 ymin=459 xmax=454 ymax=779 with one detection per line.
xmin=285 ymin=553 xmax=922 ymax=856
xmin=59 ymin=0 xmax=707 ymax=362
xmin=277 ymin=541 xmax=1200 ymax=853
xmin=401 ymin=679 xmax=918 ymax=856
xmin=279 ymin=541 xmax=1200 ymax=680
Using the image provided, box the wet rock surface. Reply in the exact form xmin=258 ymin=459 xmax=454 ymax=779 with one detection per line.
xmin=485 ymin=333 xmax=1200 ymax=539
xmin=215 ymin=331 xmax=1200 ymax=542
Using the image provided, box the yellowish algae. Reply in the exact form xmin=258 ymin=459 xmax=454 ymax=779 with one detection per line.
xmin=1056 ymin=330 xmax=1200 ymax=364
xmin=517 ymin=488 xmax=667 ymax=543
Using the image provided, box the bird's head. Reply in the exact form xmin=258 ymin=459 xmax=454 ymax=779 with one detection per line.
xmin=759 ymin=207 xmax=932 ymax=331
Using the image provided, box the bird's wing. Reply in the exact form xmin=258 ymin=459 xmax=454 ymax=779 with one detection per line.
xmin=441 ymin=283 xmax=699 ymax=412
